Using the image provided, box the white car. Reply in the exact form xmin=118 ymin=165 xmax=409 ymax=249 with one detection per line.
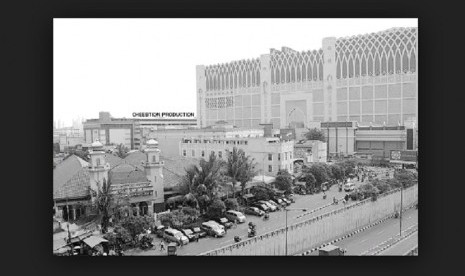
xmin=344 ymin=182 xmax=356 ymax=192
xmin=225 ymin=210 xmax=247 ymax=223
xmin=258 ymin=201 xmax=277 ymax=212
xmin=163 ymin=228 xmax=189 ymax=245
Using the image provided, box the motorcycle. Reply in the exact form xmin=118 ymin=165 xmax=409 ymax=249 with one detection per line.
xmin=263 ymin=213 xmax=270 ymax=221
xmin=234 ymin=236 xmax=242 ymax=242
xmin=248 ymin=229 xmax=256 ymax=238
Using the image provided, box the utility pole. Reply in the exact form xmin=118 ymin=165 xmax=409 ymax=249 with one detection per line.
xmin=400 ymin=185 xmax=403 ymax=237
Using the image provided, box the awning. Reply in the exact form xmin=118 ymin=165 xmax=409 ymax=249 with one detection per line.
xmin=82 ymin=236 xmax=108 ymax=248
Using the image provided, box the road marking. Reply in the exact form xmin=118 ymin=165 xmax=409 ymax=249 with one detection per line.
xmin=360 ymin=238 xmax=368 ymax=243
xmin=377 ymin=230 xmax=384 ymax=235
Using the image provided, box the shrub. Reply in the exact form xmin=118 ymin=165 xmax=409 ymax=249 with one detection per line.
xmin=206 ymin=199 xmax=226 ymax=219
xmin=224 ymin=198 xmax=239 ymax=211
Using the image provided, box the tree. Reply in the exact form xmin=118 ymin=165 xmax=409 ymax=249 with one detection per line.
xmin=118 ymin=215 xmax=155 ymax=241
xmin=115 ymin=143 xmax=129 ymax=159
xmin=338 ymin=160 xmax=357 ymax=176
xmin=302 ymin=171 xmax=317 ymax=192
xmin=252 ymin=188 xmax=272 ymax=201
xmin=236 ymin=155 xmax=257 ymax=195
xmin=274 ymin=170 xmax=293 ymax=194
xmin=206 ymin=199 xmax=226 ymax=219
xmin=224 ymin=198 xmax=239 ymax=211
xmin=307 ymin=164 xmax=330 ymax=186
xmin=359 ymin=183 xmax=379 ymax=199
xmin=371 ymin=179 xmax=391 ymax=194
xmin=93 ymin=177 xmax=113 ymax=233
xmin=394 ymin=169 xmax=417 ymax=188
xmin=182 ymin=193 xmax=199 ymax=209
xmin=304 ymin=128 xmax=326 ymax=142
xmin=330 ymin=164 xmax=345 ymax=181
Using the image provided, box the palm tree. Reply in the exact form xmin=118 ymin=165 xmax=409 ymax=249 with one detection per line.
xmin=115 ymin=143 xmax=129 ymax=159
xmin=225 ymin=147 xmax=256 ymax=198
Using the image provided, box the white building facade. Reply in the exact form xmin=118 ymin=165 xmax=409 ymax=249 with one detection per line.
xmin=196 ymin=27 xmax=418 ymax=130
xmin=179 ymin=137 xmax=295 ymax=176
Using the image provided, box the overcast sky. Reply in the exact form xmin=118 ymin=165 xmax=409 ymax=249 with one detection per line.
xmin=54 ymin=18 xmax=417 ymax=126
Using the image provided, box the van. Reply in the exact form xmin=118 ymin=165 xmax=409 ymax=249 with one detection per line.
xmin=163 ymin=228 xmax=189 ymax=245
xmin=344 ymin=182 xmax=355 ymax=192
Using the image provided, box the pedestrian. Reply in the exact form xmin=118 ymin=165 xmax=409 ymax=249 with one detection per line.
xmin=196 ymin=235 xmax=199 ymax=242
xmin=233 ymin=220 xmax=237 ymax=229
xmin=160 ymin=240 xmax=165 ymax=251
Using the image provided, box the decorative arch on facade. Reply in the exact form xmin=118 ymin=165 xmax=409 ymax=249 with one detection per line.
xmin=335 ymin=27 xmax=417 ymax=79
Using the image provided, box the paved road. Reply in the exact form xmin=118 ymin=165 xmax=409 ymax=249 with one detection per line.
xmin=126 ymin=166 xmax=396 ymax=256
xmin=301 ymin=208 xmax=418 ymax=256
xmin=379 ymin=231 xmax=418 ymax=256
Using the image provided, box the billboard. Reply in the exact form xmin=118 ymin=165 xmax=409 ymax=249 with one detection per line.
xmin=390 ymin=150 xmax=417 ymax=163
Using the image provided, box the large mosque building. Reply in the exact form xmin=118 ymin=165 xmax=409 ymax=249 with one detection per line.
xmin=196 ymin=27 xmax=418 ymax=130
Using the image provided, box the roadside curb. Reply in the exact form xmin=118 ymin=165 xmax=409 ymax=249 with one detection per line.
xmin=298 ymin=203 xmax=416 ymax=256
xmin=365 ymin=226 xmax=418 ymax=256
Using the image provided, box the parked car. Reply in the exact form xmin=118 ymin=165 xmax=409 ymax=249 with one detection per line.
xmin=258 ymin=200 xmax=277 ymax=212
xmin=155 ymin=225 xmax=166 ymax=238
xmin=252 ymin=203 xmax=270 ymax=212
xmin=268 ymin=200 xmax=281 ymax=210
xmin=271 ymin=197 xmax=287 ymax=207
xmin=281 ymin=198 xmax=292 ymax=205
xmin=200 ymin=222 xmax=226 ymax=237
xmin=190 ymin=226 xmax=207 ymax=238
xmin=244 ymin=206 xmax=265 ymax=216
xmin=163 ymin=228 xmax=189 ymax=245
xmin=225 ymin=210 xmax=246 ymax=223
xmin=180 ymin=228 xmax=198 ymax=241
xmin=215 ymin=217 xmax=233 ymax=229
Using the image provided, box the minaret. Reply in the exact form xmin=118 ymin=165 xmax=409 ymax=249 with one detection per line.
xmin=88 ymin=140 xmax=110 ymax=201
xmin=143 ymin=139 xmax=165 ymax=214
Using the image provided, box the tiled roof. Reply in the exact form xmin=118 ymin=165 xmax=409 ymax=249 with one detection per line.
xmin=104 ymin=153 xmax=124 ymax=169
xmin=54 ymin=155 xmax=90 ymax=200
xmin=110 ymin=163 xmax=149 ymax=184
xmin=124 ymin=151 xmax=146 ymax=170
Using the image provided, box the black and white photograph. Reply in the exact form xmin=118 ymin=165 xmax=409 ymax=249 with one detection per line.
xmin=53 ymin=18 xmax=418 ymax=256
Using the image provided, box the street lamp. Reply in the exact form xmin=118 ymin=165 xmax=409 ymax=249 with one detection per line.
xmin=400 ymin=184 xmax=403 ymax=237
xmin=284 ymin=207 xmax=307 ymax=256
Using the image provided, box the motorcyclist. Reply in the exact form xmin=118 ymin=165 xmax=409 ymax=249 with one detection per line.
xmin=264 ymin=213 xmax=270 ymax=220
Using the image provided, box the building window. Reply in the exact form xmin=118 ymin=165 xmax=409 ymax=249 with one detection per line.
xmin=212 ymin=151 xmax=215 ymax=156
xmin=155 ymin=191 xmax=157 ymax=197
xmin=219 ymin=151 xmax=222 ymax=158
xmin=245 ymin=141 xmax=248 ymax=145
xmin=285 ymin=152 xmax=288 ymax=160
xmin=183 ymin=150 xmax=186 ymax=157
xmin=201 ymin=150 xmax=205 ymax=157
xmin=152 ymin=155 xmax=156 ymax=163
xmin=278 ymin=153 xmax=281 ymax=161
xmin=268 ymin=154 xmax=273 ymax=161
xmin=96 ymin=158 xmax=101 ymax=166
xmin=268 ymin=165 xmax=272 ymax=172
xmin=192 ymin=150 xmax=195 ymax=157
xmin=290 ymin=152 xmax=293 ymax=159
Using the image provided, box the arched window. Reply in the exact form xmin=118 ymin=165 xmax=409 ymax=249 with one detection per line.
xmin=355 ymin=57 xmax=360 ymax=77
xmin=213 ymin=75 xmax=217 ymax=90
xmin=301 ymin=64 xmax=307 ymax=81
xmin=225 ymin=73 xmax=229 ymax=88
xmin=313 ymin=62 xmax=318 ymax=81
xmin=319 ymin=61 xmax=323 ymax=81
xmin=296 ymin=66 xmax=301 ymax=82
xmin=291 ymin=66 xmax=295 ymax=82
xmin=234 ymin=73 xmax=237 ymax=88
xmin=307 ymin=63 xmax=312 ymax=81
xmin=381 ymin=53 xmax=387 ymax=75
xmin=271 ymin=68 xmax=275 ymax=84
xmin=152 ymin=155 xmax=156 ymax=163
xmin=206 ymin=76 xmax=210 ymax=91
xmin=96 ymin=158 xmax=101 ymax=166
xmin=368 ymin=55 xmax=373 ymax=76
xmin=348 ymin=58 xmax=354 ymax=78
xmin=230 ymin=74 xmax=233 ymax=89
xmin=256 ymin=70 xmax=260 ymax=86
xmin=281 ymin=67 xmax=285 ymax=83
xmin=275 ymin=68 xmax=280 ymax=84
xmin=395 ymin=51 xmax=402 ymax=73
xmin=336 ymin=60 xmax=341 ymax=79
xmin=361 ymin=55 xmax=367 ymax=76
xmin=251 ymin=70 xmax=255 ymax=86
xmin=238 ymin=72 xmax=242 ymax=88
xmin=220 ymin=74 xmax=224 ymax=90
xmin=243 ymin=71 xmax=247 ymax=87
xmin=342 ymin=59 xmax=348 ymax=79
xmin=409 ymin=51 xmax=416 ymax=72
xmin=375 ymin=53 xmax=381 ymax=76
xmin=402 ymin=51 xmax=409 ymax=72
xmin=388 ymin=54 xmax=394 ymax=74
xmin=286 ymin=66 xmax=290 ymax=83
